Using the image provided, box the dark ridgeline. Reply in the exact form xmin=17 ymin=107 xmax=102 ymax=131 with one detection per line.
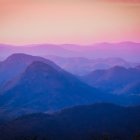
xmin=0 ymin=103 xmax=140 ymax=140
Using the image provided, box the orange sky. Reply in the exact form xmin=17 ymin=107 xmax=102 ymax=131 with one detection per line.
xmin=0 ymin=0 xmax=140 ymax=45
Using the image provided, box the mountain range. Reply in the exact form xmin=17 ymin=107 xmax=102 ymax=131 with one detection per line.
xmin=82 ymin=66 xmax=140 ymax=95
xmin=45 ymin=55 xmax=139 ymax=75
xmin=0 ymin=45 xmax=140 ymax=140
xmin=0 ymin=58 xmax=108 ymax=118
xmin=0 ymin=44 xmax=78 ymax=60
xmin=0 ymin=53 xmax=140 ymax=119
xmin=0 ymin=42 xmax=140 ymax=62
xmin=62 ymin=42 xmax=140 ymax=62
xmin=0 ymin=53 xmax=60 ymax=86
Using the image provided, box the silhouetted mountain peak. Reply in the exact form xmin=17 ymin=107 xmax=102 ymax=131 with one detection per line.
xmin=5 ymin=53 xmax=35 ymax=62
xmin=7 ymin=53 xmax=31 ymax=58
xmin=0 ymin=53 xmax=63 ymax=86
xmin=4 ymin=53 xmax=58 ymax=65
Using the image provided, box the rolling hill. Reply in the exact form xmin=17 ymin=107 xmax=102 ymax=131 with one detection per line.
xmin=0 ymin=53 xmax=61 ymax=86
xmin=0 ymin=61 xmax=106 ymax=118
xmin=0 ymin=103 xmax=140 ymax=140
xmin=82 ymin=66 xmax=140 ymax=94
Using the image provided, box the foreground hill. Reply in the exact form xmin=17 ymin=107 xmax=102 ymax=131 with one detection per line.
xmin=0 ymin=103 xmax=140 ymax=140
xmin=0 ymin=61 xmax=108 ymax=118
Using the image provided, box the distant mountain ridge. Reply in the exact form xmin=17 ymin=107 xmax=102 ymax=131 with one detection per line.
xmin=45 ymin=55 xmax=139 ymax=75
xmin=0 ymin=44 xmax=78 ymax=60
xmin=0 ymin=42 xmax=140 ymax=61
xmin=82 ymin=66 xmax=140 ymax=95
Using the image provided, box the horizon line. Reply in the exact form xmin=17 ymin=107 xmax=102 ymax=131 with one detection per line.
xmin=0 ymin=41 xmax=140 ymax=47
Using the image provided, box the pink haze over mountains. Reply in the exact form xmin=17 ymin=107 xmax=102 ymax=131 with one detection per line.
xmin=0 ymin=42 xmax=140 ymax=62
xmin=0 ymin=0 xmax=139 ymax=62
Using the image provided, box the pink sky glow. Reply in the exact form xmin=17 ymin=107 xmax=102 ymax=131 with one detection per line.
xmin=0 ymin=0 xmax=140 ymax=45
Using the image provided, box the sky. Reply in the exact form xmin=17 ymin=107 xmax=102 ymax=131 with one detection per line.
xmin=0 ymin=0 xmax=140 ymax=45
